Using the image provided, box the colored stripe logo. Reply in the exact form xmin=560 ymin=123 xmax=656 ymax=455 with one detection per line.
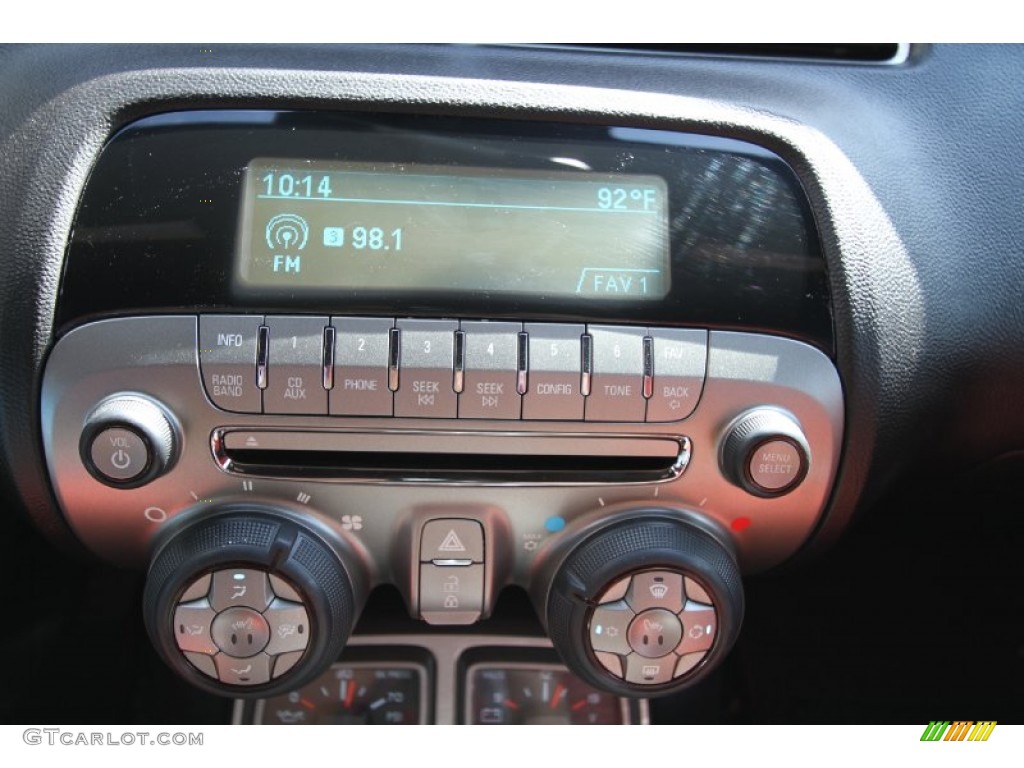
xmin=920 ymin=721 xmax=996 ymax=741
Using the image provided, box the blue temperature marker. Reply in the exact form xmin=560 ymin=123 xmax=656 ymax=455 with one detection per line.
xmin=544 ymin=516 xmax=566 ymax=533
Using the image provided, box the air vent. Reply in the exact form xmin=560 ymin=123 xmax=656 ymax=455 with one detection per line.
xmin=532 ymin=43 xmax=907 ymax=65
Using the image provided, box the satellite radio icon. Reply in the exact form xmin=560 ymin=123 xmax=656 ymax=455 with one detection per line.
xmin=265 ymin=213 xmax=309 ymax=251
xmin=648 ymin=582 xmax=670 ymax=599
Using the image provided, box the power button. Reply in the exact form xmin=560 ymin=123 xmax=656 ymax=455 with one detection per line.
xmin=79 ymin=395 xmax=178 ymax=488
xmin=88 ymin=427 xmax=151 ymax=483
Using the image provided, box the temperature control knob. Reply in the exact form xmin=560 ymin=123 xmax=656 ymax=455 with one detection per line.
xmin=144 ymin=509 xmax=365 ymax=698
xmin=721 ymin=408 xmax=810 ymax=497
xmin=542 ymin=514 xmax=743 ymax=698
xmin=79 ymin=394 xmax=178 ymax=488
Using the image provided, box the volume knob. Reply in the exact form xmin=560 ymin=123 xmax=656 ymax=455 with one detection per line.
xmin=721 ymin=408 xmax=809 ymax=497
xmin=79 ymin=394 xmax=178 ymax=488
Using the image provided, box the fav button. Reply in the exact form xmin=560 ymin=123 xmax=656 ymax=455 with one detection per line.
xmin=646 ymin=328 xmax=707 ymax=422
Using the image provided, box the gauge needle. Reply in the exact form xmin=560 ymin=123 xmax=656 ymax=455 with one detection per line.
xmin=571 ymin=699 xmax=587 ymax=712
xmin=504 ymin=699 xmax=520 ymax=710
xmin=300 ymin=698 xmax=315 ymax=710
xmin=344 ymin=680 xmax=356 ymax=709
xmin=550 ymin=683 xmax=566 ymax=710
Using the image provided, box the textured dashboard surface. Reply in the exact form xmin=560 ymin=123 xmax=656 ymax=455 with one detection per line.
xmin=2 ymin=43 xmax=1024 ymax=557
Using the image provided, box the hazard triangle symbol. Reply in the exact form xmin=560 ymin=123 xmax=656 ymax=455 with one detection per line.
xmin=438 ymin=529 xmax=466 ymax=552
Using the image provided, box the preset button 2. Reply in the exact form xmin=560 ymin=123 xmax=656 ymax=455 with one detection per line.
xmin=331 ymin=317 xmax=394 ymax=416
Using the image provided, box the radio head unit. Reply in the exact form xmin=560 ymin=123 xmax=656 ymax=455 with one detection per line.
xmin=45 ymin=110 xmax=840 ymax=702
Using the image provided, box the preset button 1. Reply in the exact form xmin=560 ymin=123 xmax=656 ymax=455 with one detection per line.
xmin=264 ymin=316 xmax=328 ymax=415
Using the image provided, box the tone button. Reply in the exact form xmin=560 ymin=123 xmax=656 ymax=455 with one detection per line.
xmin=586 ymin=325 xmax=646 ymax=422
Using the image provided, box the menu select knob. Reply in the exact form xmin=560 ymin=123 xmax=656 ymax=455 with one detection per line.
xmin=79 ymin=394 xmax=178 ymax=488
xmin=721 ymin=408 xmax=809 ymax=497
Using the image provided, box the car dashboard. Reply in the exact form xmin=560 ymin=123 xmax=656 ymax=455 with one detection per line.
xmin=1 ymin=43 xmax=1022 ymax=726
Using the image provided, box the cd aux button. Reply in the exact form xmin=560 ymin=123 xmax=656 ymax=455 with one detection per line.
xmin=330 ymin=317 xmax=394 ymax=416
xmin=199 ymin=315 xmax=264 ymax=413
xmin=264 ymin=316 xmax=329 ymax=415
xmin=522 ymin=323 xmax=585 ymax=420
xmin=394 ymin=319 xmax=458 ymax=419
xmin=585 ymin=325 xmax=646 ymax=422
xmin=458 ymin=321 xmax=521 ymax=420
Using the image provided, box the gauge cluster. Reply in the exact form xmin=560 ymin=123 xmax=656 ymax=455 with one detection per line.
xmin=233 ymin=638 xmax=646 ymax=725
xmin=257 ymin=663 xmax=426 ymax=725
xmin=466 ymin=664 xmax=630 ymax=725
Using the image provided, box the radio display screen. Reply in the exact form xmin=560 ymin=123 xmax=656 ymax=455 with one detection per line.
xmin=237 ymin=159 xmax=670 ymax=300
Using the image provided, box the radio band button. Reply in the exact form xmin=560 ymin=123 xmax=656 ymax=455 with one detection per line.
xmin=199 ymin=314 xmax=265 ymax=413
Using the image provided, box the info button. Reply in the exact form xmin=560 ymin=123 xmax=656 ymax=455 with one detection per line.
xmin=199 ymin=315 xmax=264 ymax=413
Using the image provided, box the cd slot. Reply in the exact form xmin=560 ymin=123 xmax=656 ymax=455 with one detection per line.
xmin=212 ymin=430 xmax=690 ymax=484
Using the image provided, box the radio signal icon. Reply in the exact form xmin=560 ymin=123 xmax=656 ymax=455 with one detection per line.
xmin=265 ymin=213 xmax=309 ymax=251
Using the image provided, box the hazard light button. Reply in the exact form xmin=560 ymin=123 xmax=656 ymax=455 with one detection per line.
xmin=420 ymin=519 xmax=484 ymax=563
